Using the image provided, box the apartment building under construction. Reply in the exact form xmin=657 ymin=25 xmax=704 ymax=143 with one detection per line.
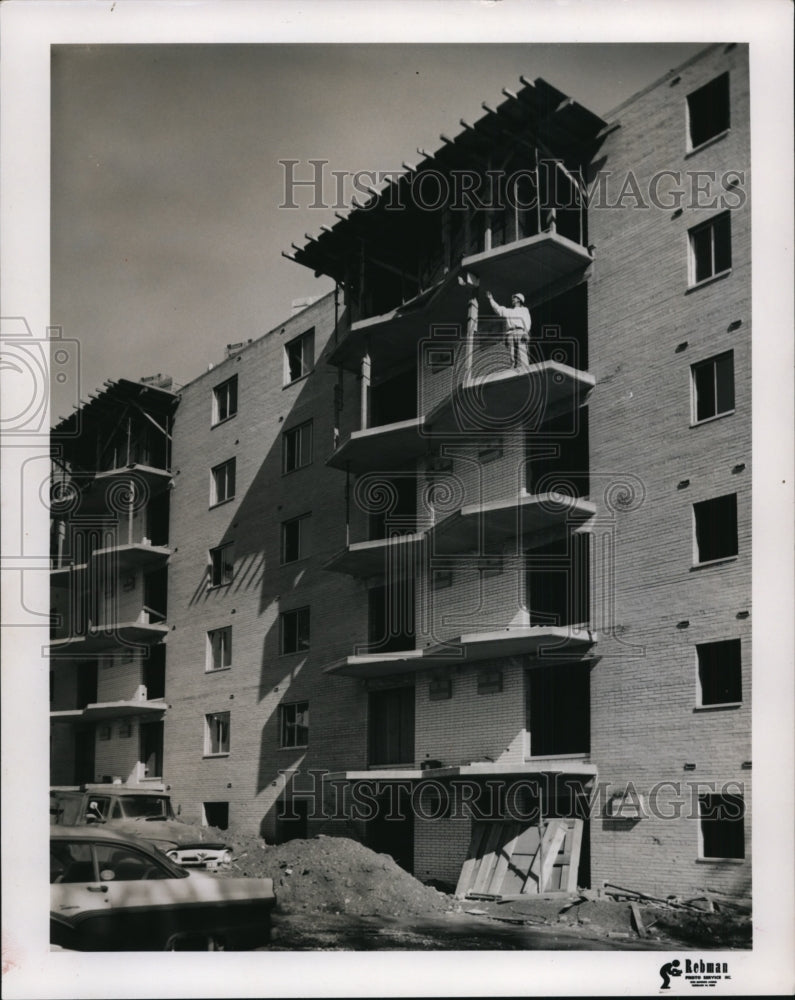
xmin=50 ymin=43 xmax=751 ymax=901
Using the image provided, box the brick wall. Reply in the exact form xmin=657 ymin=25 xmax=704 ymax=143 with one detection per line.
xmin=414 ymin=663 xmax=526 ymax=767
xmin=94 ymin=718 xmax=144 ymax=783
xmin=165 ymin=292 xmax=371 ymax=837
xmin=96 ymin=656 xmax=144 ymax=703
xmin=587 ymin=43 xmax=751 ymax=898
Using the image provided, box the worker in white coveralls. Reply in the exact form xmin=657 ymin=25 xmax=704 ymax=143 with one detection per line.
xmin=485 ymin=291 xmax=531 ymax=369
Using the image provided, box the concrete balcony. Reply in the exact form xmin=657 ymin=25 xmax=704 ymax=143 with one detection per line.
xmin=428 ymin=361 xmax=595 ymax=435
xmin=323 ymin=625 xmax=597 ymax=678
xmin=323 ymin=532 xmax=424 ymax=578
xmin=327 ymin=417 xmax=429 ymax=474
xmin=50 ymin=562 xmax=87 ymax=582
xmin=49 ymin=619 xmax=168 ymax=656
xmin=328 ymin=360 xmax=593 ymax=472
xmin=326 ymin=492 xmax=593 ymax=578
xmin=94 ymin=464 xmax=172 ymax=493
xmin=333 ymin=760 xmax=599 ymax=782
xmin=460 ymin=231 xmax=592 ymax=306
xmin=71 ymin=464 xmax=172 ymax=513
xmin=91 ymin=543 xmax=171 ymax=574
xmin=329 ymin=232 xmax=593 ymax=373
xmin=322 ymin=648 xmax=426 ymax=679
xmin=430 ymin=491 xmax=595 ymax=554
xmin=420 ymin=624 xmax=596 ymax=662
xmin=50 ymin=698 xmax=168 ymax=723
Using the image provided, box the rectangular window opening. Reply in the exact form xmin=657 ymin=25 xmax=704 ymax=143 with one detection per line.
xmin=526 ymin=663 xmax=590 ymax=756
xmin=212 ymin=376 xmax=238 ymax=424
xmin=280 ymin=607 xmax=310 ymax=654
xmin=207 ymin=626 xmax=233 ymax=671
xmin=282 ymin=420 xmax=313 ymax=474
xmin=280 ymin=701 xmax=309 ymax=748
xmin=205 ymin=711 xmax=231 ymax=756
xmin=210 ymin=458 xmax=236 ymax=506
xmin=692 ymin=351 xmax=735 ymax=423
xmin=693 ymin=494 xmax=738 ymax=563
xmin=368 ymin=686 xmax=415 ymax=766
xmin=697 ymin=638 xmax=741 ymax=706
xmin=284 ymin=328 xmax=315 ymax=385
xmin=281 ymin=513 xmax=311 ymax=564
xmin=202 ymin=801 xmax=229 ymax=830
xmin=689 ymin=212 xmax=731 ymax=285
xmin=699 ymin=793 xmax=745 ymax=859
xmin=209 ymin=543 xmax=235 ymax=587
xmin=687 ymin=72 xmax=730 ymax=150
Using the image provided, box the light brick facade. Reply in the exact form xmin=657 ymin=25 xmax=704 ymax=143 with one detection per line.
xmin=51 ymin=44 xmax=751 ymax=902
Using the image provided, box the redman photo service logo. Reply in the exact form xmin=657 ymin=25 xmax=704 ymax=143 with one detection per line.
xmin=659 ymin=958 xmax=732 ymax=990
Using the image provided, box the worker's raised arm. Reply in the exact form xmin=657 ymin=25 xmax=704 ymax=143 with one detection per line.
xmin=486 ymin=291 xmax=508 ymax=317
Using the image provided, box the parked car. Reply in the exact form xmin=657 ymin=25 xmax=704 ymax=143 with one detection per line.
xmin=50 ymin=826 xmax=276 ymax=951
xmin=50 ymin=785 xmax=232 ymax=868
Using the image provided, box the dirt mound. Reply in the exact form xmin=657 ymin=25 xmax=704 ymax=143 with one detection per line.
xmin=218 ymin=834 xmax=453 ymax=918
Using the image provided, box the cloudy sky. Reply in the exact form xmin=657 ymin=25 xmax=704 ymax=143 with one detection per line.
xmin=50 ymin=41 xmax=706 ymax=415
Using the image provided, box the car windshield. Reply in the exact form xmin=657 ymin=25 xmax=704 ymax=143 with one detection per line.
xmin=118 ymin=795 xmax=174 ymax=820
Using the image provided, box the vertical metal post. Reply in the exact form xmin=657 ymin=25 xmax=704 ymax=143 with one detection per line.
xmin=465 ymin=280 xmax=479 ymax=381
xmin=360 ymin=350 xmax=371 ymax=430
xmin=126 ymin=416 xmax=132 ymax=466
xmin=442 ymin=205 xmax=451 ymax=272
xmin=513 ymin=175 xmax=520 ymax=243
xmin=345 ymin=464 xmax=351 ymax=547
xmin=535 ymin=147 xmax=542 ymax=236
xmin=483 ymin=158 xmax=492 ymax=252
xmin=359 ymin=242 xmax=366 ymax=317
xmin=128 ymin=478 xmax=134 ymax=545
xmin=55 ymin=518 xmax=66 ymax=568
xmin=334 ymin=368 xmax=344 ymax=449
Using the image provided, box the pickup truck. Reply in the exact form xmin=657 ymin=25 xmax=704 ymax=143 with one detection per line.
xmin=50 ymin=785 xmax=232 ymax=869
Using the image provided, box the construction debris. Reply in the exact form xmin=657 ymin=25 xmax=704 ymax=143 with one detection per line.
xmin=630 ymin=902 xmax=648 ymax=938
xmin=211 ymin=833 xmax=750 ymax=948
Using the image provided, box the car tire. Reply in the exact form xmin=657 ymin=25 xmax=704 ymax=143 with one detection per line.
xmin=164 ymin=933 xmax=225 ymax=951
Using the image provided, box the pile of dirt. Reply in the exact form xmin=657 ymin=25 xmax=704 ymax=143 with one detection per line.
xmin=217 ymin=834 xmax=453 ymax=918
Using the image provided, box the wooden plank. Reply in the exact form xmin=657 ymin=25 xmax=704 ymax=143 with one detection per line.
xmin=470 ymin=822 xmax=505 ymax=895
xmin=536 ymin=821 xmax=567 ymax=893
xmin=499 ymin=824 xmax=540 ymax=895
xmin=487 ymin=821 xmax=522 ymax=896
xmin=564 ymin=820 xmax=584 ymax=894
xmin=455 ymin=821 xmax=487 ymax=899
xmin=525 ymin=820 xmax=556 ymax=890
xmin=630 ymin=902 xmax=648 ymax=938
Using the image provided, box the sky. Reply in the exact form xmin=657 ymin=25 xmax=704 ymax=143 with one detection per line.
xmin=50 ymin=41 xmax=708 ymax=416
